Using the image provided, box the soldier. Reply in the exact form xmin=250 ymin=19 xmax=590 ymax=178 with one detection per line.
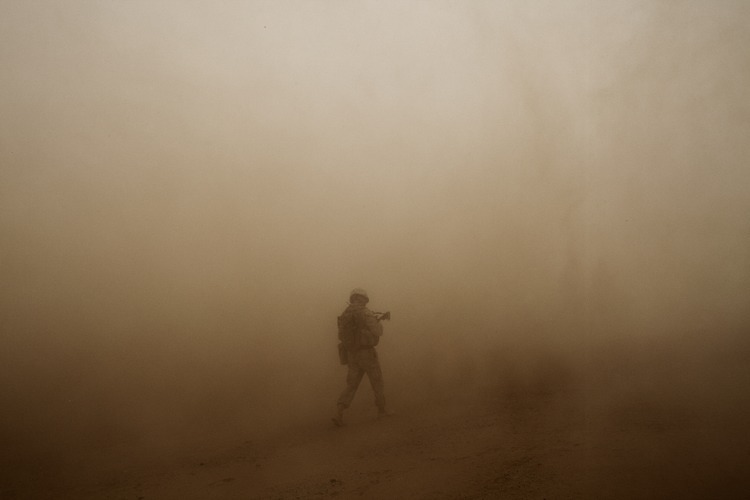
xmin=332 ymin=288 xmax=391 ymax=426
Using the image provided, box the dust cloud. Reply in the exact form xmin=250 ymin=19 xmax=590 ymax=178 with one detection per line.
xmin=1 ymin=0 xmax=748 ymax=481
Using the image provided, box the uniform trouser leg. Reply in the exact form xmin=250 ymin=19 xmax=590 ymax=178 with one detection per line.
xmin=337 ymin=358 xmax=365 ymax=408
xmin=366 ymin=361 xmax=386 ymax=411
xmin=337 ymin=348 xmax=385 ymax=410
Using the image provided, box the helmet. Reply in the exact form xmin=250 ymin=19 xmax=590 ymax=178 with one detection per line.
xmin=349 ymin=288 xmax=369 ymax=302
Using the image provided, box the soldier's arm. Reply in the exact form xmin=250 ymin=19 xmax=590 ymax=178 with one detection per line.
xmin=365 ymin=310 xmax=383 ymax=337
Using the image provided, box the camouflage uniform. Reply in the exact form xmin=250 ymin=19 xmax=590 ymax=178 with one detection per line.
xmin=335 ymin=301 xmax=387 ymax=418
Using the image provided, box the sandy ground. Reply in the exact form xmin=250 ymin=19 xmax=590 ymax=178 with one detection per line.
xmin=5 ymin=387 xmax=749 ymax=500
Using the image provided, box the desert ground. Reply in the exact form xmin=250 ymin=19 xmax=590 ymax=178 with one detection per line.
xmin=4 ymin=356 xmax=749 ymax=500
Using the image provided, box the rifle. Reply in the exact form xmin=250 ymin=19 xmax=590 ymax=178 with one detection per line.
xmin=374 ymin=311 xmax=391 ymax=322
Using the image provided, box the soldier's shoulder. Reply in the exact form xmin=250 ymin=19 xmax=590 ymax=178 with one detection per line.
xmin=342 ymin=304 xmax=366 ymax=315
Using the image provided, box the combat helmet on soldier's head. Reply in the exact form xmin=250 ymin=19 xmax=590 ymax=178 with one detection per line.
xmin=349 ymin=288 xmax=369 ymax=303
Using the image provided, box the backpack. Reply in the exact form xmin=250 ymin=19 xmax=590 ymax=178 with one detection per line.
xmin=336 ymin=309 xmax=355 ymax=365
xmin=337 ymin=307 xmax=360 ymax=350
xmin=337 ymin=306 xmax=379 ymax=364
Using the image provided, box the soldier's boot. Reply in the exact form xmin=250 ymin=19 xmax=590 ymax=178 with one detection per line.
xmin=331 ymin=405 xmax=346 ymax=427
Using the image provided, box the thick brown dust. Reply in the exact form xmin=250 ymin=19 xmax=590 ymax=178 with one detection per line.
xmin=1 ymin=1 xmax=748 ymax=497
